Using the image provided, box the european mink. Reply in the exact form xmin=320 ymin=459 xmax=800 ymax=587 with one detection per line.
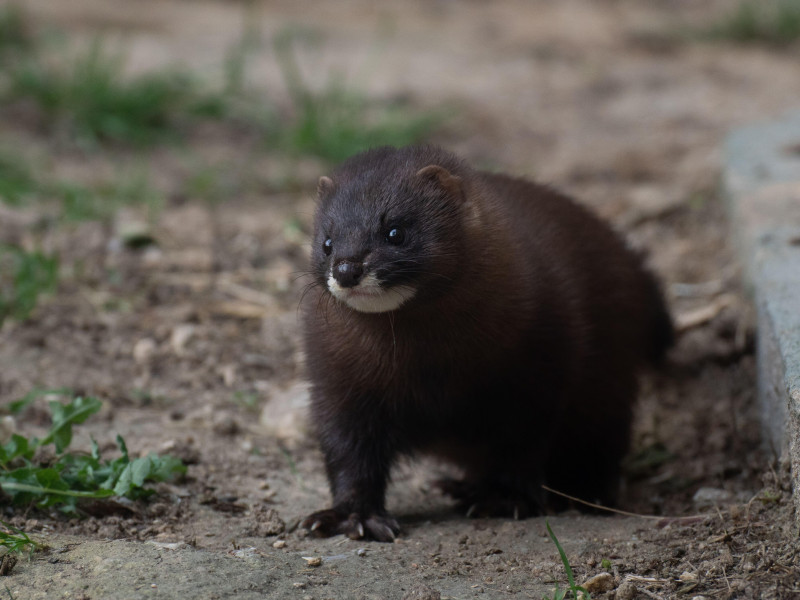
xmin=300 ymin=145 xmax=673 ymax=541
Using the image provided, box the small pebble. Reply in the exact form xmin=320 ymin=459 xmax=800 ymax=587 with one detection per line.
xmin=356 ymin=548 xmax=367 ymax=557
xmin=582 ymin=572 xmax=614 ymax=593
xmin=303 ymin=556 xmax=322 ymax=567
xmin=133 ymin=338 xmax=157 ymax=364
xmin=292 ymin=582 xmax=306 ymax=589
xmin=272 ymin=540 xmax=286 ymax=549
xmin=680 ymin=571 xmax=699 ymax=583
xmin=692 ymin=487 xmax=733 ymax=509
xmin=616 ymin=581 xmax=637 ymax=600
xmin=212 ymin=414 xmax=240 ymax=436
xmin=170 ymin=324 xmax=196 ymax=355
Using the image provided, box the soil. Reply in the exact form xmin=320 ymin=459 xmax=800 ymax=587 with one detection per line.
xmin=2 ymin=0 xmax=800 ymax=598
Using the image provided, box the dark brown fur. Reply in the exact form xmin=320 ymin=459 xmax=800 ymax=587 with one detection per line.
xmin=301 ymin=145 xmax=673 ymax=541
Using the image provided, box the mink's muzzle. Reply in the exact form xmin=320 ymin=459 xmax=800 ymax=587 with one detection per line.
xmin=332 ymin=259 xmax=365 ymax=288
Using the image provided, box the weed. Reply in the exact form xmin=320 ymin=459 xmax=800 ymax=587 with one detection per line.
xmin=184 ymin=161 xmax=244 ymax=206
xmin=0 ymin=5 xmax=31 ymax=58
xmin=702 ymin=0 xmax=800 ymax=45
xmin=0 ymin=245 xmax=58 ymax=326
xmin=58 ymin=169 xmax=163 ymax=224
xmin=5 ymin=38 xmax=223 ymax=146
xmin=0 ymin=393 xmax=186 ymax=513
xmin=223 ymin=4 xmax=262 ymax=98
xmin=231 ymin=391 xmax=260 ymax=412
xmin=544 ymin=520 xmax=591 ymax=600
xmin=0 ymin=522 xmax=39 ymax=557
xmin=0 ymin=151 xmax=36 ymax=206
xmin=272 ymin=29 xmax=441 ymax=162
xmin=0 ymin=150 xmax=163 ymax=224
xmin=759 ymin=489 xmax=782 ymax=504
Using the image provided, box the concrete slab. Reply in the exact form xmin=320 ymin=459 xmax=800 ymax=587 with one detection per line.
xmin=724 ymin=111 xmax=800 ymax=524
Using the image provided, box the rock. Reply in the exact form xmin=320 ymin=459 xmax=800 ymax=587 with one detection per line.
xmin=220 ymin=364 xmax=237 ymax=387
xmin=146 ymin=541 xmax=190 ymax=551
xmin=692 ymin=487 xmax=734 ymax=509
xmin=243 ymin=505 xmax=285 ymax=537
xmin=211 ymin=413 xmax=240 ymax=436
xmin=272 ymin=540 xmax=286 ymax=549
xmin=259 ymin=381 xmax=310 ymax=442
xmin=114 ymin=210 xmax=157 ymax=251
xmin=582 ymin=572 xmax=614 ymax=593
xmin=616 ymin=581 xmax=637 ymax=600
xmin=158 ymin=439 xmax=200 ymax=465
xmin=303 ymin=556 xmax=322 ymax=567
xmin=231 ymin=547 xmax=259 ymax=559
xmin=402 ymin=584 xmax=441 ymax=600
xmin=133 ymin=338 xmax=157 ymax=364
xmin=170 ymin=324 xmax=196 ymax=356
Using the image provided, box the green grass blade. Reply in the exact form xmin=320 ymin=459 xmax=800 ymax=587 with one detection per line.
xmin=546 ymin=520 xmax=577 ymax=588
xmin=0 ymin=482 xmax=114 ymax=499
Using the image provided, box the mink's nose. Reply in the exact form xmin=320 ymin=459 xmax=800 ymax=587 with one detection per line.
xmin=333 ymin=260 xmax=364 ymax=288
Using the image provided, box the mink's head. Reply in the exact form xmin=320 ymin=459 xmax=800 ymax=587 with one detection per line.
xmin=310 ymin=145 xmax=474 ymax=314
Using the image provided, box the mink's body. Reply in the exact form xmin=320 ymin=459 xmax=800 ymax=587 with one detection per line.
xmin=301 ymin=145 xmax=673 ymax=541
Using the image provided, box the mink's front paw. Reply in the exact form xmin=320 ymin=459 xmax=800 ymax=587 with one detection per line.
xmin=301 ymin=508 xmax=400 ymax=542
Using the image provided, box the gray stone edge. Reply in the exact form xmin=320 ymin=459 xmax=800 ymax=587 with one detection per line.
xmin=724 ymin=110 xmax=800 ymax=526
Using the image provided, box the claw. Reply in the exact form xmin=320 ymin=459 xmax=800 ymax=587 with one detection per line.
xmin=381 ymin=524 xmax=396 ymax=541
xmin=466 ymin=503 xmax=478 ymax=518
xmin=513 ymin=506 xmax=520 ymax=520
xmin=310 ymin=520 xmax=322 ymax=532
xmin=357 ymin=522 xmax=365 ymax=538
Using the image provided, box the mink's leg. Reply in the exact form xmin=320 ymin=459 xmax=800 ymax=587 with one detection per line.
xmin=302 ymin=417 xmax=400 ymax=542
xmin=437 ymin=467 xmax=547 ymax=519
xmin=545 ymin=382 xmax=635 ymax=510
xmin=433 ymin=436 xmax=550 ymax=520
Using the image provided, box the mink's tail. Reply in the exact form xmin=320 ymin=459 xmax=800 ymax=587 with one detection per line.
xmin=643 ymin=269 xmax=675 ymax=365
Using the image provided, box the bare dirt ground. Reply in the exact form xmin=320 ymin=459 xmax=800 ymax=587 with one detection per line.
xmin=2 ymin=0 xmax=800 ymax=598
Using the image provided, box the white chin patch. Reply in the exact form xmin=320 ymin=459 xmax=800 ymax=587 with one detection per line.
xmin=327 ymin=272 xmax=416 ymax=313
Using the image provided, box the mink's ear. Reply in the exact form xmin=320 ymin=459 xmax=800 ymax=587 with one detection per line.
xmin=416 ymin=165 xmax=464 ymax=202
xmin=317 ymin=176 xmax=334 ymax=199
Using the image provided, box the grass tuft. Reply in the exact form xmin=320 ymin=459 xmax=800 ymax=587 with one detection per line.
xmin=0 ymin=245 xmax=58 ymax=326
xmin=544 ymin=520 xmax=591 ymax=600
xmin=703 ymin=0 xmax=800 ymax=45
xmin=5 ymin=39 xmax=224 ymax=146
xmin=0 ymin=521 xmax=39 ymax=557
xmin=0 ymin=151 xmax=37 ymax=207
xmin=57 ymin=169 xmax=164 ymax=223
xmin=0 ymin=147 xmax=164 ymax=224
xmin=0 ymin=4 xmax=31 ymax=58
xmin=272 ymin=29 xmax=442 ymax=163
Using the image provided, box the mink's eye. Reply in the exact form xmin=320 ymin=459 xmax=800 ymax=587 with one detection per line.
xmin=323 ymin=238 xmax=333 ymax=255
xmin=386 ymin=227 xmax=405 ymax=245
